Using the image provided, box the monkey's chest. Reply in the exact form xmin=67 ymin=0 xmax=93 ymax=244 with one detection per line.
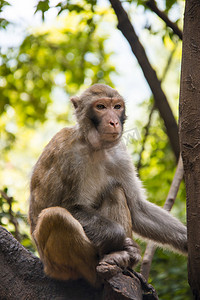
xmin=78 ymin=164 xmax=132 ymax=237
xmin=78 ymin=164 xmax=108 ymax=205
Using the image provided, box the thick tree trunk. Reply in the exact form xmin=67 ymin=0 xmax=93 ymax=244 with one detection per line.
xmin=0 ymin=226 xmax=158 ymax=300
xmin=179 ymin=1 xmax=200 ymax=299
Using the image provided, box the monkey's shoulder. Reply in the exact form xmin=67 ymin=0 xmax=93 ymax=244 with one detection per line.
xmin=36 ymin=126 xmax=76 ymax=160
xmin=31 ymin=127 xmax=76 ymax=181
xmin=47 ymin=126 xmax=77 ymax=151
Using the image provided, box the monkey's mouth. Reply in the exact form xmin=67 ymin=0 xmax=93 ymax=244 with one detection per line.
xmin=102 ymin=132 xmax=121 ymax=141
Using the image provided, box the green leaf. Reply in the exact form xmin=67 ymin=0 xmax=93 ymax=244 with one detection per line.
xmin=35 ymin=0 xmax=50 ymax=20
xmin=0 ymin=0 xmax=10 ymax=13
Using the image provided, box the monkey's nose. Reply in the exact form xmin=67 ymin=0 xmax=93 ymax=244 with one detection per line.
xmin=109 ymin=121 xmax=119 ymax=128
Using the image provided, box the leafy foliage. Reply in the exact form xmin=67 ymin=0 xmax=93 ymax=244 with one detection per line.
xmin=0 ymin=10 xmax=114 ymax=151
xmin=0 ymin=188 xmax=35 ymax=252
xmin=35 ymin=0 xmax=98 ymax=17
xmin=150 ymin=249 xmax=192 ymax=299
xmin=35 ymin=0 xmax=50 ymax=20
xmin=0 ymin=0 xmax=10 ymax=28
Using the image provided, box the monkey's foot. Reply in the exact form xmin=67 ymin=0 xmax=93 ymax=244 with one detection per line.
xmin=96 ymin=261 xmax=122 ymax=280
xmin=96 ymin=250 xmax=130 ymax=280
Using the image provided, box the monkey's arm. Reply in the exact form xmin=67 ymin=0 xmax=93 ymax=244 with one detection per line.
xmin=121 ymin=163 xmax=187 ymax=254
xmin=131 ymin=196 xmax=187 ymax=254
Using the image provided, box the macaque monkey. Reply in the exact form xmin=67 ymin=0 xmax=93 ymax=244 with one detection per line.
xmin=29 ymin=84 xmax=187 ymax=286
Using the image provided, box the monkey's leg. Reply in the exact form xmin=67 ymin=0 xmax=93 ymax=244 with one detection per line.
xmin=33 ymin=206 xmax=98 ymax=286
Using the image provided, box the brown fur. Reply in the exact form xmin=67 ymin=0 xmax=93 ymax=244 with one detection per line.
xmin=34 ymin=207 xmax=98 ymax=285
xmin=29 ymin=84 xmax=187 ymax=286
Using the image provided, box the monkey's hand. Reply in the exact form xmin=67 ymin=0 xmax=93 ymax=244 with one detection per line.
xmin=96 ymin=238 xmax=141 ymax=280
xmin=123 ymin=237 xmax=141 ymax=268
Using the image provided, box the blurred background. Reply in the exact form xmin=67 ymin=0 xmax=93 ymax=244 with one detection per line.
xmin=0 ymin=0 xmax=191 ymax=298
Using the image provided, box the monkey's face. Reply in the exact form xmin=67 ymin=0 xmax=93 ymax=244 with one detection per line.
xmin=86 ymin=97 xmax=126 ymax=149
xmin=90 ymin=97 xmax=125 ymax=142
xmin=71 ymin=84 xmax=127 ymax=149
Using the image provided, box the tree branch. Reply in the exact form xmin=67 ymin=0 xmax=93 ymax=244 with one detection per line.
xmin=140 ymin=156 xmax=184 ymax=280
xmin=137 ymin=45 xmax=177 ymax=171
xmin=109 ymin=0 xmax=180 ymax=161
xmin=137 ymin=103 xmax=155 ymax=171
xmin=0 ymin=225 xmax=158 ymax=299
xmin=145 ymin=0 xmax=183 ymax=40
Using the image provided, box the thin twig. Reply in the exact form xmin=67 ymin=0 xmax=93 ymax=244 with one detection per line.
xmin=146 ymin=0 xmax=183 ymax=40
xmin=0 ymin=190 xmax=21 ymax=242
xmin=140 ymin=156 xmax=184 ymax=280
xmin=137 ymin=104 xmax=155 ymax=171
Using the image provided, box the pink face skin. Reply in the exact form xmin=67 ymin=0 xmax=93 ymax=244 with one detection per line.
xmin=91 ymin=97 xmax=125 ymax=143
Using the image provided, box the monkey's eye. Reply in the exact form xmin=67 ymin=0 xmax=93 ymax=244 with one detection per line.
xmin=96 ymin=104 xmax=106 ymax=110
xmin=114 ymin=104 xmax=121 ymax=109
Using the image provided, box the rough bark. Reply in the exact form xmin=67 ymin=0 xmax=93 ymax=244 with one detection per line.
xmin=0 ymin=226 xmax=158 ymax=300
xmin=179 ymin=1 xmax=200 ymax=299
xmin=109 ymin=0 xmax=180 ymax=161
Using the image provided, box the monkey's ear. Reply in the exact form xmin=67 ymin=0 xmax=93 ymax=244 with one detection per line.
xmin=70 ymin=96 xmax=80 ymax=109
